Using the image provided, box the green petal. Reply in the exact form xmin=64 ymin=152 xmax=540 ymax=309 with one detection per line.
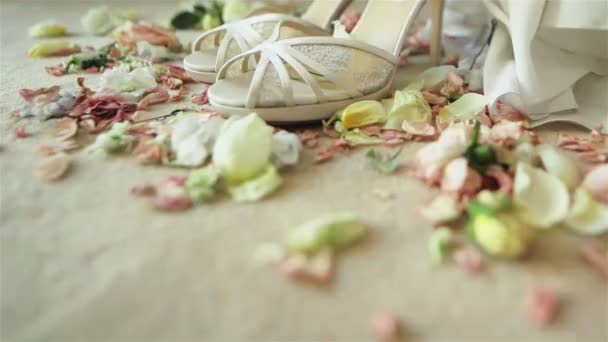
xmin=428 ymin=227 xmax=454 ymax=265
xmin=223 ymin=0 xmax=250 ymax=23
xmin=383 ymin=87 xmax=431 ymax=130
xmin=342 ymin=130 xmax=383 ymax=146
xmin=416 ymin=65 xmax=458 ymax=91
xmin=185 ymin=165 xmax=221 ymax=203
xmin=438 ymin=93 xmax=489 ymax=122
xmin=227 ymin=165 xmax=282 ymax=203
xmin=286 ymin=213 xmax=365 ymax=254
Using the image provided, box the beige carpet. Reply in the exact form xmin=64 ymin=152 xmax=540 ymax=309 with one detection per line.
xmin=1 ymin=1 xmax=606 ymax=341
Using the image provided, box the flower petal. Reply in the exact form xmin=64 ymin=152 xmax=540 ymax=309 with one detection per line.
xmin=438 ymin=93 xmax=489 ymax=122
xmin=213 ymin=113 xmax=273 ymax=183
xmin=566 ymin=188 xmax=608 ymax=235
xmin=286 ymin=213 xmax=365 ymax=254
xmin=513 ymin=162 xmax=569 ymax=229
xmin=583 ymin=164 xmax=608 ymax=204
xmin=226 ymin=164 xmax=282 ymax=202
xmin=537 ymin=144 xmax=581 ymax=191
xmin=271 ymin=130 xmax=302 ymax=168
xmin=33 ymin=153 xmax=72 ymax=181
xmin=416 ymin=65 xmax=458 ymax=91
xmin=418 ymin=194 xmax=463 ymax=224
xmin=29 ymin=20 xmax=66 ymax=38
xmin=341 ymin=100 xmax=386 ymax=129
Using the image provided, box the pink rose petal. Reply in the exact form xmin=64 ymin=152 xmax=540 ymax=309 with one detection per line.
xmin=53 ymin=117 xmax=78 ymax=141
xmin=13 ymin=127 xmax=29 ymax=139
xmin=339 ymin=10 xmax=361 ymax=33
xmin=370 ymin=312 xmax=402 ymax=341
xmin=582 ymin=164 xmax=608 ymax=203
xmin=33 ymin=153 xmax=72 ymax=181
xmin=579 ymin=241 xmax=608 ymax=279
xmin=315 ymin=148 xmax=334 ymax=164
xmin=447 ymin=70 xmax=464 ymax=87
xmin=452 ymin=247 xmax=483 ymax=275
xmin=297 ymin=129 xmax=320 ymax=148
xmin=153 ymin=176 xmax=192 ymax=211
xmin=526 ymin=287 xmax=560 ymax=328
xmin=137 ymin=87 xmax=170 ymax=110
xmin=277 ymin=249 xmax=334 ymax=285
xmin=422 ymin=91 xmax=448 ymax=106
xmin=130 ymin=183 xmax=157 ymax=197
xmin=441 ymin=158 xmax=482 ymax=198
xmin=19 ymin=86 xmax=61 ymax=103
xmin=115 ymin=21 xmax=181 ymax=51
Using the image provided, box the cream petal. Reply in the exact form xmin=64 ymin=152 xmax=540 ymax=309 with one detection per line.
xmin=513 ymin=162 xmax=570 ymax=229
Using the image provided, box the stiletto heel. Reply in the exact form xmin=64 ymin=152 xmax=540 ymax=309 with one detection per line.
xmin=428 ymin=0 xmax=445 ymax=66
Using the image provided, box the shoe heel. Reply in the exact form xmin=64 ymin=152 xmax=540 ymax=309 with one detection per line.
xmin=428 ymin=0 xmax=445 ymax=66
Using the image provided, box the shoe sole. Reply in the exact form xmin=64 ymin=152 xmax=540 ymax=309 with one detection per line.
xmin=185 ymin=67 xmax=217 ymax=84
xmin=209 ymin=82 xmax=393 ymax=124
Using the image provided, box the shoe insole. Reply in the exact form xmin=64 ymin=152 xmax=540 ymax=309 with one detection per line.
xmin=301 ymin=0 xmax=345 ymax=29
xmin=351 ymin=0 xmax=420 ymax=54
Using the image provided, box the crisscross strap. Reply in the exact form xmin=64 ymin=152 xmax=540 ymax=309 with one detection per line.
xmin=191 ymin=14 xmax=327 ymax=72
xmin=217 ymin=37 xmax=400 ymax=109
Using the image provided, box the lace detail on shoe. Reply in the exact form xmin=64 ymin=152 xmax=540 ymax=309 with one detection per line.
xmin=217 ymin=39 xmax=398 ymax=108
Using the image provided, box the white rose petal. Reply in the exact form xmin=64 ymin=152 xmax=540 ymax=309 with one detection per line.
xmin=213 ymin=113 xmax=273 ymax=183
xmin=171 ymin=114 xmax=225 ymax=167
xmin=513 ymin=162 xmax=569 ymax=229
xmin=566 ymin=188 xmax=608 ymax=235
xmin=271 ymin=130 xmax=302 ymax=168
xmin=537 ymin=144 xmax=581 ymax=191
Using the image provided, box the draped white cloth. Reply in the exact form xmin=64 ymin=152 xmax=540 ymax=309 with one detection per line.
xmin=482 ymin=0 xmax=608 ymax=132
xmin=419 ymin=0 xmax=608 ymax=132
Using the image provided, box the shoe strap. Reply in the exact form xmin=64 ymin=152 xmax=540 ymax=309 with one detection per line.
xmin=218 ymin=37 xmax=399 ymax=108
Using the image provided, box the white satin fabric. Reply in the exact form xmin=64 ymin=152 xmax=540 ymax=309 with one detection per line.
xmin=482 ymin=0 xmax=608 ymax=131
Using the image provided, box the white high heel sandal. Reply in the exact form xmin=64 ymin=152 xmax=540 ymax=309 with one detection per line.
xmin=184 ymin=0 xmax=353 ymax=83
xmin=207 ymin=0 xmax=445 ymax=123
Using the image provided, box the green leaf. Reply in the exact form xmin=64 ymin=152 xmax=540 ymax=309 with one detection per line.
xmin=171 ymin=11 xmax=202 ymax=29
xmin=366 ymin=148 xmax=403 ymax=174
xmin=193 ymin=5 xmax=207 ymax=16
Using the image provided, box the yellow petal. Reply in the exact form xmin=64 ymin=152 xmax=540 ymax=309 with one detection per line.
xmin=29 ymin=21 xmax=67 ymax=38
xmin=341 ymin=100 xmax=386 ymax=129
xmin=472 ymin=213 xmax=533 ymax=258
xmin=28 ymin=41 xmax=78 ymax=58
